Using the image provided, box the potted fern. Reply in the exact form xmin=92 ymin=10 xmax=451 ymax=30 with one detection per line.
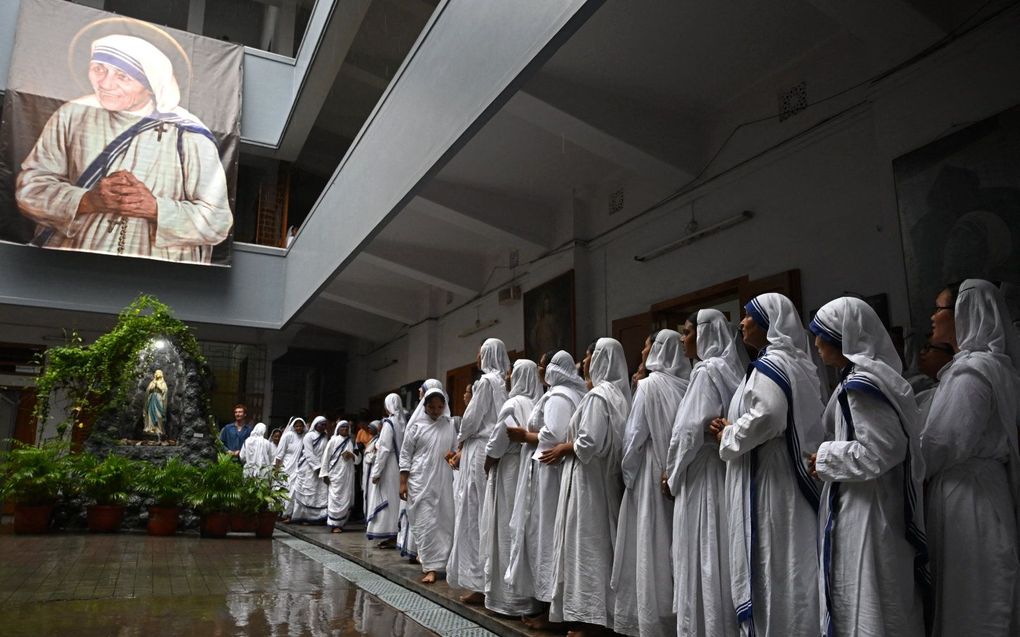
xmin=0 ymin=440 xmax=69 ymax=534
xmin=137 ymin=457 xmax=198 ymax=536
xmin=189 ymin=453 xmax=243 ymax=538
xmin=243 ymin=471 xmax=288 ymax=538
xmin=70 ymin=452 xmax=139 ymax=532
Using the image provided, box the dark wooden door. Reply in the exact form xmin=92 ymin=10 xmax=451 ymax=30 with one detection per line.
xmin=612 ymin=312 xmax=653 ymax=376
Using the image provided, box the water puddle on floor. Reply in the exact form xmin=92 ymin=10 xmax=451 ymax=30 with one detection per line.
xmin=0 ymin=533 xmax=442 ymax=636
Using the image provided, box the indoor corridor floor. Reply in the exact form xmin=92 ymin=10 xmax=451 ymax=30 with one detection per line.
xmin=0 ymin=528 xmax=493 ymax=636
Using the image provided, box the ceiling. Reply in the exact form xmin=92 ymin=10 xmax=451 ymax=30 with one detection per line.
xmin=286 ymin=0 xmax=985 ymax=343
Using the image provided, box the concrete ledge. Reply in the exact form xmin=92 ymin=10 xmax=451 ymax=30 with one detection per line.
xmin=276 ymin=523 xmax=546 ymax=637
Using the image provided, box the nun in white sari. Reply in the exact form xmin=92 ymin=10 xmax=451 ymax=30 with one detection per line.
xmin=921 ymin=279 xmax=1020 ymax=637
xmin=275 ymin=417 xmax=305 ymax=520
xmin=367 ymin=396 xmax=405 ymax=543
xmin=547 ymin=338 xmax=632 ymax=630
xmin=665 ymin=309 xmax=743 ymax=637
xmin=398 ymin=379 xmax=443 ymax=559
xmin=612 ymin=330 xmax=690 ymax=637
xmin=291 ymin=416 xmax=330 ymax=524
xmin=240 ymin=422 xmax=275 ymax=479
xmin=399 ymin=387 xmax=457 ymax=581
xmin=320 ymin=420 xmax=359 ymax=532
xmin=482 ymin=359 xmax=543 ymax=616
xmin=505 ymin=351 xmax=587 ymax=609
xmin=448 ymin=338 xmax=511 ymax=597
xmin=809 ymin=298 xmax=928 ymax=637
xmin=718 ymin=293 xmax=825 ymax=637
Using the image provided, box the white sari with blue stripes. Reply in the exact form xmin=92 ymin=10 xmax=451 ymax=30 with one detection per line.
xmin=815 ymin=370 xmax=927 ymax=637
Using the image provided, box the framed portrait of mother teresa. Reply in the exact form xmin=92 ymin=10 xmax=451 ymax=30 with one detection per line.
xmin=0 ymin=0 xmax=242 ymax=266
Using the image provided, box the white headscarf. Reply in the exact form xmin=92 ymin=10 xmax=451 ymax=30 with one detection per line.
xmin=308 ymin=416 xmax=329 ymax=439
xmin=407 ymin=382 xmax=451 ymax=432
xmin=250 ymin=422 xmax=267 ymax=438
xmin=409 ymin=387 xmax=452 ymax=426
xmin=645 ymin=329 xmax=691 ymax=380
xmin=544 ymin=350 xmax=588 ymax=396
xmin=90 ymin=34 xmax=181 ymax=113
xmin=509 ymin=359 xmax=544 ymax=401
xmin=940 ymin=279 xmax=1020 ymax=526
xmin=479 ymin=338 xmax=511 ymax=375
xmin=745 ymin=293 xmax=825 ymax=505
xmin=383 ymin=392 xmax=407 ymax=453
xmin=589 ymin=337 xmax=632 ymax=407
xmin=333 ymin=419 xmax=351 ymax=436
xmin=810 ymin=297 xmax=929 ymax=583
xmin=282 ymin=417 xmax=306 ymax=437
xmin=695 ymin=308 xmax=745 ymax=391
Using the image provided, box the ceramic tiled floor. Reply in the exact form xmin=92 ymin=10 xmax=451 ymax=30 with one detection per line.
xmin=0 ymin=530 xmax=455 ymax=636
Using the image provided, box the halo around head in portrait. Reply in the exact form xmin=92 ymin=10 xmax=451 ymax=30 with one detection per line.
xmin=70 ymin=17 xmax=191 ymax=104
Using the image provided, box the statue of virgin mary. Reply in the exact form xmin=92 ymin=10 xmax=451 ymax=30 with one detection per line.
xmin=143 ymin=369 xmax=168 ymax=438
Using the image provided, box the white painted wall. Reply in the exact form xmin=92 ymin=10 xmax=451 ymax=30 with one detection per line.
xmin=342 ymin=10 xmax=1020 ymax=411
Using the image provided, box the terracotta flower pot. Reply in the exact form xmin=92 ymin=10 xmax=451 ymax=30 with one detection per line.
xmin=147 ymin=506 xmax=180 ymax=536
xmin=254 ymin=511 xmax=277 ymax=538
xmin=229 ymin=512 xmax=257 ymax=533
xmin=13 ymin=503 xmax=53 ymax=534
xmin=200 ymin=512 xmax=231 ymax=538
xmin=87 ymin=504 xmax=125 ymax=533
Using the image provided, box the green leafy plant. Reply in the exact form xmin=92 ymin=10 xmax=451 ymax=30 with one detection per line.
xmin=239 ymin=471 xmax=289 ymax=515
xmin=0 ymin=440 xmax=71 ymax=505
xmin=188 ymin=453 xmax=244 ymax=513
xmin=69 ymin=452 xmax=139 ymax=506
xmin=137 ymin=457 xmax=199 ymax=507
xmin=33 ymin=295 xmax=210 ymax=437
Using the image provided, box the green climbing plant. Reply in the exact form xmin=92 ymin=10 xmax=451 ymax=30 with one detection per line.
xmin=32 ymin=294 xmax=209 ymax=438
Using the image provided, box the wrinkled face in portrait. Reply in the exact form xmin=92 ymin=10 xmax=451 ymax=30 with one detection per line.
xmin=337 ymin=423 xmax=350 ymax=438
xmin=425 ymin=395 xmax=446 ymax=421
xmin=89 ymin=61 xmax=153 ymax=112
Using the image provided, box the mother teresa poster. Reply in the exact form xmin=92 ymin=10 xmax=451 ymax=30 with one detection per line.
xmin=0 ymin=0 xmax=242 ymax=266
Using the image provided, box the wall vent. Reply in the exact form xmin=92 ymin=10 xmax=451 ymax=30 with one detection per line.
xmin=609 ymin=188 xmax=625 ymax=215
xmin=777 ymin=81 xmax=807 ymax=121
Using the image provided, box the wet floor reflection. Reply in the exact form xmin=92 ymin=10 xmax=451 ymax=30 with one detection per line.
xmin=0 ymin=534 xmax=437 ymax=637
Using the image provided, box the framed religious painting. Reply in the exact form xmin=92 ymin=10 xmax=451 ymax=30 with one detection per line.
xmin=524 ymin=270 xmax=576 ymax=360
xmin=0 ymin=0 xmax=243 ymax=266
xmin=892 ymin=105 xmax=1020 ymax=352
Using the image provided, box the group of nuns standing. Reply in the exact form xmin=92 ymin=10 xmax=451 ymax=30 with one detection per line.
xmin=268 ymin=278 xmax=1017 ymax=637
xmin=270 ymin=400 xmax=411 ymax=540
xmin=396 ymin=280 xmax=1020 ymax=637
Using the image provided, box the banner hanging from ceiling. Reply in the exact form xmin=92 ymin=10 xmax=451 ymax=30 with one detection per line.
xmin=0 ymin=0 xmax=243 ymax=266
